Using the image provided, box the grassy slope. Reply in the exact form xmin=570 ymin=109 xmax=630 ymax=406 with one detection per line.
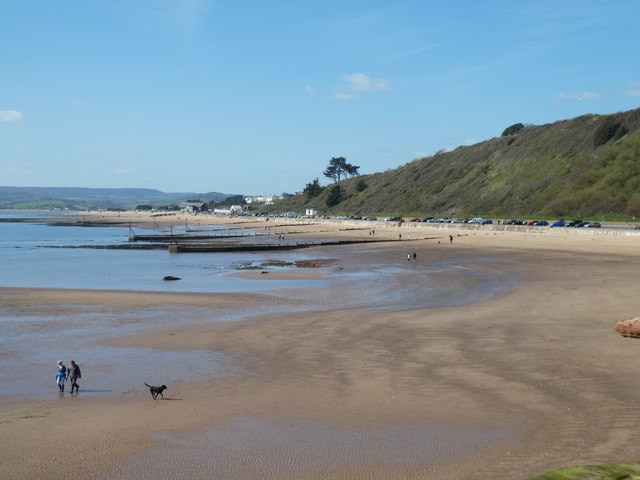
xmin=529 ymin=463 xmax=640 ymax=479
xmin=275 ymin=108 xmax=640 ymax=218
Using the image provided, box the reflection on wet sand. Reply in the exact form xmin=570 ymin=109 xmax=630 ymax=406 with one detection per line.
xmin=104 ymin=417 xmax=515 ymax=479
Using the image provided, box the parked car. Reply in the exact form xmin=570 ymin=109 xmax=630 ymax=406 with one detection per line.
xmin=550 ymin=220 xmax=566 ymax=227
xmin=364 ymin=216 xmax=377 ymax=221
xmin=451 ymin=218 xmax=466 ymax=223
xmin=505 ymin=219 xmax=524 ymax=225
xmin=408 ymin=217 xmax=422 ymax=222
xmin=480 ymin=219 xmax=493 ymax=225
xmin=533 ymin=220 xmax=549 ymax=226
xmin=422 ymin=216 xmax=434 ymax=222
xmin=567 ymin=219 xmax=583 ymax=227
xmin=385 ymin=216 xmax=401 ymax=222
xmin=584 ymin=222 xmax=602 ymax=228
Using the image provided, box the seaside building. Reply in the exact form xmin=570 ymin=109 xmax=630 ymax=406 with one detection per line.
xmin=180 ymin=202 xmax=209 ymax=214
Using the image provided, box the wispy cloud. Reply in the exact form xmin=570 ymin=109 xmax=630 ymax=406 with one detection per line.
xmin=107 ymin=0 xmax=212 ymax=32
xmin=0 ymin=110 xmax=24 ymax=123
xmin=71 ymin=99 xmax=100 ymax=109
xmin=332 ymin=73 xmax=391 ymax=101
xmin=554 ymin=91 xmax=599 ymax=101
xmin=394 ymin=43 xmax=438 ymax=59
xmin=623 ymin=81 xmax=640 ymax=97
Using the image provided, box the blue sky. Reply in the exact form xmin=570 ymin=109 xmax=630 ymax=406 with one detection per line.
xmin=2 ymin=0 xmax=639 ymax=196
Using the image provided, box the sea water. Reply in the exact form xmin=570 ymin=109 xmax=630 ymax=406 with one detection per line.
xmin=0 ymin=212 xmax=328 ymax=293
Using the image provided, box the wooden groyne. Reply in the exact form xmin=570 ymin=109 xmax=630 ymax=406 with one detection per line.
xmin=45 ymin=237 xmax=414 ymax=253
xmin=128 ymin=232 xmax=272 ymax=242
xmin=167 ymin=237 xmax=416 ymax=253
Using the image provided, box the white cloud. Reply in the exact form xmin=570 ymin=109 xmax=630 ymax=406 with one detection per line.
xmin=304 ymin=85 xmax=318 ymax=94
xmin=623 ymin=81 xmax=640 ymax=97
xmin=554 ymin=91 xmax=599 ymax=101
xmin=341 ymin=73 xmax=391 ymax=92
xmin=332 ymin=73 xmax=391 ymax=101
xmin=0 ymin=110 xmax=24 ymax=123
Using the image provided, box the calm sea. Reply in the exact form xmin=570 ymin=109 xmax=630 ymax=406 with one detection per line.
xmin=0 ymin=211 xmax=327 ymax=293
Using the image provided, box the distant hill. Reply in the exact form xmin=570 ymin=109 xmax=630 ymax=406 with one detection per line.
xmin=0 ymin=187 xmax=233 ymax=210
xmin=274 ymin=107 xmax=640 ymax=218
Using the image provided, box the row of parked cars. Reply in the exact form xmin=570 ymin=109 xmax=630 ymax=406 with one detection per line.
xmin=385 ymin=216 xmax=494 ymax=224
xmin=263 ymin=212 xmax=603 ymax=229
xmin=505 ymin=219 xmax=602 ymax=228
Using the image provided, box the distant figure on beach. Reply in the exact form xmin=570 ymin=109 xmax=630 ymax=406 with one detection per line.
xmin=68 ymin=360 xmax=81 ymax=393
xmin=412 ymin=252 xmax=417 ymax=261
xmin=449 ymin=235 xmax=453 ymax=244
xmin=407 ymin=253 xmax=411 ymax=261
xmin=55 ymin=360 xmax=67 ymax=393
xmin=399 ymin=233 xmax=402 ymax=241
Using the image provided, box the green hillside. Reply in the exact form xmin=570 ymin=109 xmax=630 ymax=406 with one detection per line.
xmin=275 ymin=108 xmax=640 ymax=218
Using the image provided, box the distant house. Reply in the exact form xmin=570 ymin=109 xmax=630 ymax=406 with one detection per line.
xmin=180 ymin=202 xmax=209 ymax=214
xmin=230 ymin=205 xmax=243 ymax=215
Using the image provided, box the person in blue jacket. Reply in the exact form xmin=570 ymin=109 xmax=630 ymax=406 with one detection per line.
xmin=55 ymin=360 xmax=67 ymax=392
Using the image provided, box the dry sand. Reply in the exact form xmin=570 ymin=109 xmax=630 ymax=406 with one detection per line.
xmin=3 ymin=214 xmax=640 ymax=479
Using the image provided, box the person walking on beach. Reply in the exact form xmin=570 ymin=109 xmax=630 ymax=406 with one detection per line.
xmin=449 ymin=234 xmax=453 ymax=244
xmin=407 ymin=252 xmax=411 ymax=262
xmin=68 ymin=360 xmax=81 ymax=393
xmin=412 ymin=252 xmax=417 ymax=261
xmin=55 ymin=360 xmax=67 ymax=393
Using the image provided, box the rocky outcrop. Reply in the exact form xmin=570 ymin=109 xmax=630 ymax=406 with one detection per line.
xmin=614 ymin=318 xmax=640 ymax=338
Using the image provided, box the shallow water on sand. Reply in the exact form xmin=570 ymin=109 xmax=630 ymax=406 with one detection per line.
xmin=1 ymin=214 xmax=518 ymax=400
xmin=101 ymin=416 xmax=516 ymax=479
xmin=1 ymin=305 xmax=231 ymax=399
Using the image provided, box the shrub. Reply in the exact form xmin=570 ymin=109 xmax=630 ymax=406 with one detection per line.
xmin=501 ymin=123 xmax=525 ymax=136
xmin=325 ymin=185 xmax=342 ymax=207
xmin=593 ymin=117 xmax=621 ymax=146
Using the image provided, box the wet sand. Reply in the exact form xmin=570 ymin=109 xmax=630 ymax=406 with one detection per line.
xmin=3 ymin=215 xmax=640 ymax=479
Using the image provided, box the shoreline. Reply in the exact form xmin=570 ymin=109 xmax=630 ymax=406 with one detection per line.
xmin=3 ymin=214 xmax=640 ymax=479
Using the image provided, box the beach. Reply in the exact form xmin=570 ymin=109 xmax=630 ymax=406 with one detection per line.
xmin=3 ymin=214 xmax=640 ymax=479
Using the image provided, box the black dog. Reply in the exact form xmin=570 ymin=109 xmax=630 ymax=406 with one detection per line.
xmin=144 ymin=382 xmax=167 ymax=399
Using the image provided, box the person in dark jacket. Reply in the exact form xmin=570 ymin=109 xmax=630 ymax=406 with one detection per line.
xmin=68 ymin=360 xmax=82 ymax=393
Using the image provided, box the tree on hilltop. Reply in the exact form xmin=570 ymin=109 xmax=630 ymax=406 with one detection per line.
xmin=323 ymin=157 xmax=360 ymax=183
